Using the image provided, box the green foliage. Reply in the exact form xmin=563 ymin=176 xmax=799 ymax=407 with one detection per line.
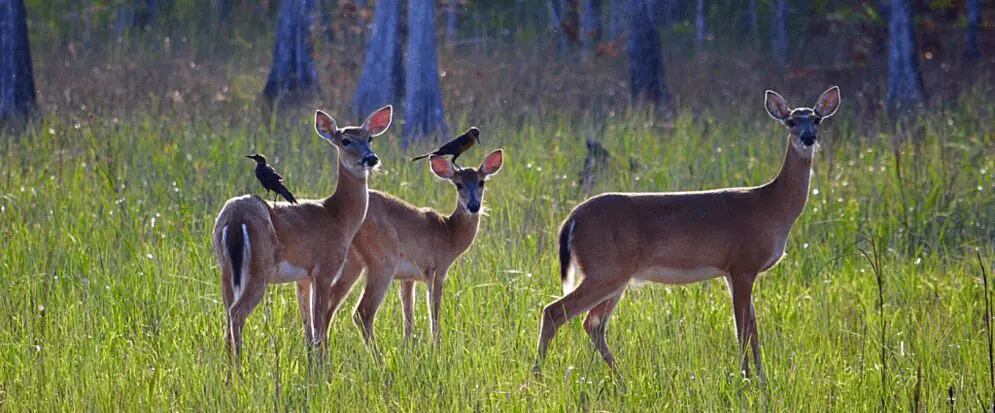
xmin=0 ymin=88 xmax=992 ymax=409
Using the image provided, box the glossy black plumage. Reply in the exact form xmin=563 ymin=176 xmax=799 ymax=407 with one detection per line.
xmin=246 ymin=153 xmax=297 ymax=204
xmin=410 ymin=127 xmax=480 ymax=166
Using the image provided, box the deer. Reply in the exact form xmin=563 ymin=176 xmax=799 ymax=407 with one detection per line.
xmin=533 ymin=87 xmax=841 ymax=382
xmin=211 ymin=105 xmax=392 ymax=361
xmin=297 ymin=149 xmax=504 ymax=346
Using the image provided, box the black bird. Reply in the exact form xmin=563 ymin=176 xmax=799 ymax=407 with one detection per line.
xmin=410 ymin=127 xmax=481 ymax=167
xmin=245 ymin=153 xmax=297 ymax=204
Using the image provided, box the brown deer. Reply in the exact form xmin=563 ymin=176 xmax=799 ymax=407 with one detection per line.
xmin=211 ymin=105 xmax=392 ymax=360
xmin=533 ymin=87 xmax=841 ymax=381
xmin=302 ymin=149 xmax=504 ymax=346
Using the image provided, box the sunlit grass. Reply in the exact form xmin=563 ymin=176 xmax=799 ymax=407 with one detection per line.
xmin=0 ymin=94 xmax=992 ymax=410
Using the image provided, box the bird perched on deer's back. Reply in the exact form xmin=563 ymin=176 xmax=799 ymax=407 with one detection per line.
xmin=411 ymin=127 xmax=481 ymax=167
xmin=245 ymin=153 xmax=297 ymax=204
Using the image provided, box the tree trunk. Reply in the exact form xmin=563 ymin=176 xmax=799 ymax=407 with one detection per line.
xmin=658 ymin=0 xmax=677 ymax=27
xmin=547 ymin=0 xmax=569 ymax=51
xmin=0 ymin=0 xmax=36 ymax=126
xmin=886 ymin=0 xmax=925 ymax=111
xmin=445 ymin=0 xmax=457 ymax=45
xmin=353 ymin=0 xmax=404 ymax=120
xmin=262 ymin=0 xmax=321 ymax=108
xmin=771 ymin=0 xmax=788 ymax=66
xmin=404 ymin=0 xmax=447 ymax=145
xmin=217 ymin=0 xmax=231 ymax=23
xmin=743 ymin=0 xmax=756 ymax=37
xmin=608 ymin=0 xmax=628 ymax=39
xmin=580 ymin=0 xmax=601 ymax=56
xmin=627 ymin=0 xmax=669 ymax=106
xmin=694 ymin=0 xmax=705 ymax=46
xmin=963 ymin=0 xmax=980 ymax=60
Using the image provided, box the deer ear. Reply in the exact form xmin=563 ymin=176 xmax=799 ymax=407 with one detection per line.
xmin=764 ymin=90 xmax=791 ymax=121
xmin=429 ymin=155 xmax=456 ymax=179
xmin=480 ymin=149 xmax=504 ymax=176
xmin=315 ymin=110 xmax=338 ymax=141
xmin=814 ymin=86 xmax=841 ymax=118
xmin=362 ymin=105 xmax=393 ymax=137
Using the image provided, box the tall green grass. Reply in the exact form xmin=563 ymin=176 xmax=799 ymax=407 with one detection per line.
xmin=0 ymin=96 xmax=992 ymax=410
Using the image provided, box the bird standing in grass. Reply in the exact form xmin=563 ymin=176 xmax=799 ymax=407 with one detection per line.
xmin=410 ymin=127 xmax=480 ymax=167
xmin=246 ymin=153 xmax=297 ymax=204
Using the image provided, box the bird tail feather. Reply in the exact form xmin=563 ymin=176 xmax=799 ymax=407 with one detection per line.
xmin=278 ymin=187 xmax=297 ymax=204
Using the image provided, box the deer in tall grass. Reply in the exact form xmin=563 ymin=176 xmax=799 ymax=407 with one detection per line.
xmin=302 ymin=149 xmax=504 ymax=345
xmin=533 ymin=87 xmax=841 ymax=381
xmin=211 ymin=106 xmax=392 ymax=361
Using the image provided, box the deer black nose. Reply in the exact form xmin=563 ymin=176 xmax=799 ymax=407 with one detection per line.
xmin=467 ymin=201 xmax=481 ymax=213
xmin=801 ymin=135 xmax=816 ymax=146
xmin=362 ymin=153 xmax=379 ymax=166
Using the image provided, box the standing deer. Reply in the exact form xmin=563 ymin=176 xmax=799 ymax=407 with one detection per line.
xmin=533 ymin=87 xmax=841 ymax=381
xmin=302 ymin=149 xmax=504 ymax=345
xmin=211 ymin=105 xmax=392 ymax=360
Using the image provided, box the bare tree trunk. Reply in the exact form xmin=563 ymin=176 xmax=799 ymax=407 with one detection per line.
xmin=609 ymin=0 xmax=628 ymax=39
xmin=744 ymin=0 xmax=756 ymax=37
xmin=404 ymin=0 xmax=447 ymax=145
xmin=0 ymin=0 xmax=36 ymax=127
xmin=771 ymin=0 xmax=788 ymax=66
xmin=694 ymin=0 xmax=705 ymax=47
xmin=963 ymin=0 xmax=980 ymax=61
xmin=547 ymin=0 xmax=569 ymax=51
xmin=262 ymin=0 xmax=321 ymax=108
xmin=445 ymin=0 xmax=457 ymax=45
xmin=628 ymin=0 xmax=669 ymax=106
xmin=580 ymin=0 xmax=601 ymax=57
xmin=353 ymin=0 xmax=404 ymax=119
xmin=886 ymin=0 xmax=926 ymax=112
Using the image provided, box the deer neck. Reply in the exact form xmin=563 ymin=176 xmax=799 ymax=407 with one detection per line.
xmin=323 ymin=156 xmax=369 ymax=229
xmin=762 ymin=134 xmax=814 ymax=225
xmin=445 ymin=202 xmax=480 ymax=251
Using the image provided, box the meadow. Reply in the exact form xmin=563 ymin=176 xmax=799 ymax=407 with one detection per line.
xmin=1 ymin=38 xmax=994 ymax=410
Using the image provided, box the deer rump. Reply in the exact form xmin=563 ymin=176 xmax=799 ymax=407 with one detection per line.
xmin=212 ymin=195 xmax=284 ymax=300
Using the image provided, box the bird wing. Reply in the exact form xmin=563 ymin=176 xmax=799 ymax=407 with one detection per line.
xmin=267 ymin=166 xmax=284 ymax=182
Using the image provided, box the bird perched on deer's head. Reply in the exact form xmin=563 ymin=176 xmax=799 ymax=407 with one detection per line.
xmin=411 ymin=127 xmax=481 ymax=168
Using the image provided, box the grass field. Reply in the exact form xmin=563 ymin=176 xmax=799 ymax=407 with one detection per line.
xmin=1 ymin=83 xmax=993 ymax=410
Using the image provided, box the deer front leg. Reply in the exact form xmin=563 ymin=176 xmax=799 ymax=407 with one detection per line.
xmin=308 ymin=262 xmax=340 ymax=359
xmin=728 ymin=273 xmax=763 ymax=382
xmin=400 ymin=280 xmax=416 ymax=340
xmin=427 ymin=267 xmax=446 ymax=345
xmin=295 ymin=279 xmax=312 ymax=346
xmin=326 ymin=251 xmax=365 ymax=324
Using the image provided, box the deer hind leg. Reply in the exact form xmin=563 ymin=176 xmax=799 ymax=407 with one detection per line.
xmin=534 ymin=276 xmax=628 ymax=373
xmin=728 ymin=273 xmax=763 ymax=381
xmin=400 ymin=280 xmax=416 ymax=340
xmin=352 ymin=264 xmax=396 ymax=345
xmin=227 ymin=280 xmax=266 ymax=363
xmin=583 ymin=292 xmax=623 ymax=368
xmin=221 ymin=268 xmax=236 ymax=360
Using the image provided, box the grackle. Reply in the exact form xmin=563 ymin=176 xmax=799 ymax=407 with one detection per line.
xmin=246 ymin=153 xmax=297 ymax=204
xmin=410 ymin=127 xmax=480 ymax=167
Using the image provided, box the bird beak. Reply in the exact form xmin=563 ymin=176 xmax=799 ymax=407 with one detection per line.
xmin=245 ymin=155 xmax=254 ymax=159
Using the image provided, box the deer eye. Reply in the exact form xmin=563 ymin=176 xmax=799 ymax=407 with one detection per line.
xmin=813 ymin=117 xmax=822 ymax=125
xmin=455 ymin=183 xmax=464 ymax=190
xmin=341 ymin=138 xmax=352 ymax=146
xmin=784 ymin=119 xmax=796 ymax=127
xmin=479 ymin=180 xmax=485 ymax=187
